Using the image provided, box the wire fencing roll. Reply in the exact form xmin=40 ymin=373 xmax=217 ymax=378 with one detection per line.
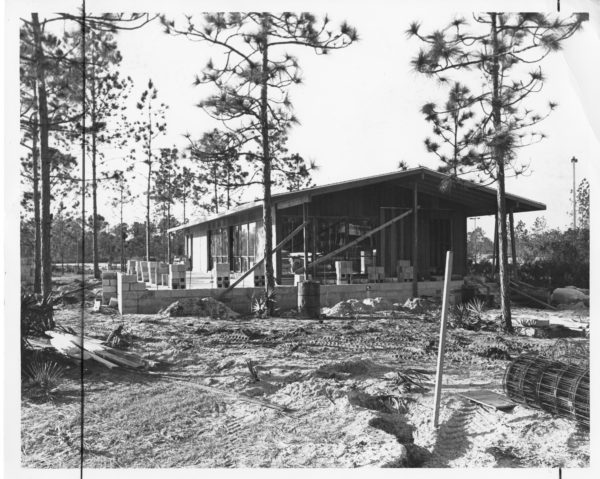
xmin=503 ymin=353 xmax=589 ymax=428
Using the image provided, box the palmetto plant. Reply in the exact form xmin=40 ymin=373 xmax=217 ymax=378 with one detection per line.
xmin=25 ymin=356 xmax=64 ymax=395
xmin=251 ymin=289 xmax=277 ymax=318
xmin=466 ymin=298 xmax=486 ymax=320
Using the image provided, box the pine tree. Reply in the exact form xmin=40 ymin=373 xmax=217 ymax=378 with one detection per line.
xmin=161 ymin=13 xmax=357 ymax=308
xmin=408 ymin=12 xmax=586 ymax=331
xmin=186 ymin=129 xmax=247 ymax=214
xmin=126 ymin=79 xmax=168 ymax=261
xmin=77 ymin=28 xmax=132 ymax=278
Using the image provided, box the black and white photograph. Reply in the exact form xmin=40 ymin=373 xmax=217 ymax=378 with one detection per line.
xmin=2 ymin=0 xmax=598 ymax=476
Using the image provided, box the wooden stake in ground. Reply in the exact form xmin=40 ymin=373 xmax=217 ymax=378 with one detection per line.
xmin=433 ymin=250 xmax=453 ymax=427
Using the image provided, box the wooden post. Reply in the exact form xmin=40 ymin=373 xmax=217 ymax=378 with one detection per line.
xmin=492 ymin=212 xmax=499 ymax=276
xmin=303 ymin=203 xmax=309 ymax=281
xmin=312 ymin=217 xmax=317 ymax=280
xmin=509 ymin=210 xmax=518 ymax=280
xmin=412 ymin=183 xmax=419 ymax=297
xmin=433 ymin=250 xmax=454 ymax=428
xmin=380 ymin=208 xmax=386 ymax=274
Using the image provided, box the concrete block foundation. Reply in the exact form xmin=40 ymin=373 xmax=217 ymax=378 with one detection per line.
xmin=116 ymin=278 xmax=463 ymax=316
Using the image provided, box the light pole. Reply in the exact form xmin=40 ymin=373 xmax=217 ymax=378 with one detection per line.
xmin=571 ymin=156 xmax=578 ymax=231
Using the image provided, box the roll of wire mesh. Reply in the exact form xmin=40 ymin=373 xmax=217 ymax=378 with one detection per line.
xmin=503 ymin=354 xmax=589 ymax=428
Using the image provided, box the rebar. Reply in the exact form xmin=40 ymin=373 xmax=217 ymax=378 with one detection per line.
xmin=503 ymin=354 xmax=589 ymax=428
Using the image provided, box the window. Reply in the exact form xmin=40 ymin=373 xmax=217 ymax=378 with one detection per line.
xmin=231 ymin=222 xmax=257 ymax=272
xmin=210 ymin=227 xmax=229 ymax=266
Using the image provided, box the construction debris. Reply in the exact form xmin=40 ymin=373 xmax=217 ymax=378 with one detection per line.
xmin=503 ymin=354 xmax=589 ymax=427
xmin=158 ymin=297 xmax=240 ymax=319
xmin=321 ymin=297 xmax=396 ymax=317
xmin=43 ymin=331 xmax=145 ymax=369
xmin=459 ymin=390 xmax=515 ymax=411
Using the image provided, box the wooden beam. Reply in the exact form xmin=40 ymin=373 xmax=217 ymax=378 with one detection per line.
xmin=509 ymin=281 xmax=557 ymax=310
xmin=509 ymin=210 xmax=518 ymax=280
xmin=380 ymin=208 xmax=386 ymax=274
xmin=412 ymin=183 xmax=419 ymax=297
xmin=218 ymin=221 xmax=307 ymax=298
xmin=303 ymin=203 xmax=308 ymax=281
xmin=295 ymin=209 xmax=415 ymax=274
xmin=312 ymin=217 xmax=317 ymax=279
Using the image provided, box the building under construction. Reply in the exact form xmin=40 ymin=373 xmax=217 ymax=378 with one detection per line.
xmin=109 ymin=167 xmax=544 ymax=314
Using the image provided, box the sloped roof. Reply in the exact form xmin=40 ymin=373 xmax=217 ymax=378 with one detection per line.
xmin=168 ymin=166 xmax=545 ymax=232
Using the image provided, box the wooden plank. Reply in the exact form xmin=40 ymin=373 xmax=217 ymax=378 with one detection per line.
xmin=433 ymin=251 xmax=453 ymax=428
xmin=459 ymin=389 xmax=515 ymax=411
xmin=218 ymin=221 xmax=307 ymax=298
xmin=510 ymin=281 xmax=557 ymax=310
xmin=294 ymin=209 xmax=414 ymax=274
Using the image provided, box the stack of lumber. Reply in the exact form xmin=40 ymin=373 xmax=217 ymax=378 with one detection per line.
xmin=44 ymin=331 xmax=145 ymax=368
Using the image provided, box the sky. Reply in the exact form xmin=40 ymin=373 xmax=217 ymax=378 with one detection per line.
xmin=7 ymin=0 xmax=600 ymax=237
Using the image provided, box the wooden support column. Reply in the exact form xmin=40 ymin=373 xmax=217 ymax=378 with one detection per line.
xmin=509 ymin=210 xmax=518 ymax=280
xmin=412 ymin=183 xmax=419 ymax=297
xmin=492 ymin=212 xmax=499 ymax=275
xmin=303 ymin=203 xmax=309 ymax=281
xmin=390 ymin=212 xmax=398 ymax=277
xmin=380 ymin=208 xmax=386 ymax=272
xmin=312 ymin=217 xmax=317 ymax=279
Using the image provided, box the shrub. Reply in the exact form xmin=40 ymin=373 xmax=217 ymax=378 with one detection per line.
xmin=24 ymin=354 xmax=64 ymax=397
xmin=21 ymin=293 xmax=55 ymax=340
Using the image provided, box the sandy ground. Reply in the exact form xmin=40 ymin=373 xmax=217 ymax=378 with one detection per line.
xmin=21 ymin=299 xmax=589 ymax=468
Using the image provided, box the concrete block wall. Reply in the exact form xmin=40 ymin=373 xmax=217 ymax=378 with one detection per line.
xmin=212 ymin=263 xmax=230 ymax=288
xmin=116 ymin=279 xmax=463 ymax=315
xmin=137 ymin=261 xmax=149 ymax=282
xmin=101 ymin=271 xmax=118 ymax=304
xmin=117 ymin=272 xmax=148 ymax=313
xmin=127 ymin=260 xmax=137 ymax=275
xmin=147 ymin=262 xmax=158 ymax=285
xmin=169 ymin=264 xmax=187 ymax=289
xmin=157 ymin=262 xmax=169 ymax=285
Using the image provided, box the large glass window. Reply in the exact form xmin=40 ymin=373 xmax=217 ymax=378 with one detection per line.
xmin=231 ymin=221 xmax=257 ymax=272
xmin=210 ymin=227 xmax=229 ymax=266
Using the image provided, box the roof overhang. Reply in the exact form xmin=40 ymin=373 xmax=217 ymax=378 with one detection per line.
xmin=169 ymin=167 xmax=545 ymax=232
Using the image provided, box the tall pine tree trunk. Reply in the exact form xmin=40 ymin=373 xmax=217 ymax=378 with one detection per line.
xmin=146 ymin=111 xmax=152 ymax=261
xmin=146 ymin=159 xmax=151 ymax=261
xmin=490 ymin=13 xmax=512 ymax=331
xmin=31 ymin=13 xmax=53 ymax=298
xmin=92 ymin=119 xmax=100 ymax=277
xmin=91 ymin=50 xmax=100 ymax=278
xmin=260 ymin=16 xmax=275 ymax=310
xmin=167 ymin=202 xmax=171 ymax=263
xmin=31 ymin=101 xmax=42 ymax=293
xmin=120 ymin=185 xmax=125 ymax=271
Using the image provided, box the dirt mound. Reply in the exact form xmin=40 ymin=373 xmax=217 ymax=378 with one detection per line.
xmin=315 ymin=358 xmax=379 ymax=379
xmin=362 ymin=297 xmax=393 ymax=311
xmin=159 ymin=297 xmax=240 ymax=320
xmin=322 ymin=297 xmax=393 ymax=317
xmin=550 ymin=287 xmax=589 ymax=307
xmin=401 ymin=297 xmax=439 ymax=313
